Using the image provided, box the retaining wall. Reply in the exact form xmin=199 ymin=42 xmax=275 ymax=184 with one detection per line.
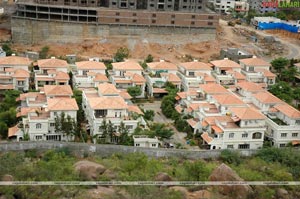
xmin=0 ymin=141 xmax=258 ymax=159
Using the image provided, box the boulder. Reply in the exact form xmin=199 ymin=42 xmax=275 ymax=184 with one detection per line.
xmin=209 ymin=163 xmax=253 ymax=199
xmin=74 ymin=160 xmax=106 ymax=180
xmin=155 ymin=172 xmax=172 ymax=181
xmin=1 ymin=174 xmax=13 ymax=181
xmin=188 ymin=190 xmax=212 ymax=199
xmin=169 ymin=186 xmax=189 ymax=199
xmin=276 ymin=188 xmax=290 ymax=199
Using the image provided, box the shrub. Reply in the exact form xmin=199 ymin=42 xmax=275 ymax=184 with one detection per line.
xmin=220 ymin=149 xmax=242 ymax=165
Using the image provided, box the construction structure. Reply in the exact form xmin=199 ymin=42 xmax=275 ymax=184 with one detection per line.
xmin=12 ymin=0 xmax=219 ymax=44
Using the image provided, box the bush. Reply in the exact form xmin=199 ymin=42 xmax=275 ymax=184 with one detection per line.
xmin=114 ymin=47 xmax=129 ymax=62
xmin=39 ymin=46 xmax=50 ymax=59
xmin=220 ymin=149 xmax=242 ymax=165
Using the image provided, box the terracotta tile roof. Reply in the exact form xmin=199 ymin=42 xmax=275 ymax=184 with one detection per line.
xmin=274 ymin=104 xmax=300 ymax=119
xmin=54 ymin=71 xmax=70 ymax=80
xmin=252 ymin=92 xmax=283 ymax=104
xmin=188 ymin=103 xmax=210 ymax=111
xmin=211 ymin=125 xmax=223 ymax=134
xmin=204 ymin=116 xmax=233 ymax=126
xmin=239 ymin=57 xmax=271 ymax=66
xmin=37 ymin=58 xmax=68 ymax=68
xmin=36 ymin=76 xmax=54 ymax=81
xmin=0 ymin=56 xmax=31 ymax=66
xmin=227 ymin=71 xmax=246 ymax=80
xmin=131 ymin=74 xmax=146 ymax=83
xmin=295 ymin=63 xmax=300 ymax=67
xmin=44 ymin=85 xmax=73 ymax=96
xmin=17 ymin=107 xmax=41 ymax=117
xmin=199 ymin=83 xmax=229 ymax=94
xmin=98 ymin=83 xmax=119 ymax=95
xmin=114 ymin=79 xmax=132 ymax=84
xmin=0 ymin=75 xmax=12 ymax=80
xmin=119 ymin=91 xmax=132 ymax=100
xmin=256 ymin=69 xmax=276 ymax=77
xmin=212 ymin=94 xmax=245 ymax=105
xmin=161 ymin=73 xmax=181 ymax=82
xmin=112 ymin=60 xmax=143 ymax=71
xmin=203 ymin=74 xmax=216 ymax=82
xmin=210 ymin=59 xmax=241 ymax=68
xmin=0 ymin=84 xmax=14 ymax=90
xmin=175 ymin=105 xmax=183 ymax=113
xmin=94 ymin=74 xmax=109 ymax=82
xmin=153 ymin=88 xmax=168 ymax=94
xmin=8 ymin=125 xmax=20 ymax=138
xmin=128 ymin=105 xmax=144 ymax=115
xmin=180 ymin=61 xmax=212 ymax=70
xmin=4 ymin=68 xmax=15 ymax=72
xmin=187 ymin=118 xmax=199 ymax=128
xmin=47 ymin=98 xmax=79 ymax=111
xmin=147 ymin=61 xmax=178 ymax=71
xmin=88 ymin=96 xmax=128 ymax=109
xmin=229 ymin=107 xmax=266 ymax=120
xmin=201 ymin=132 xmax=213 ymax=144
xmin=47 ymin=69 xmax=56 ymax=74
xmin=237 ymin=82 xmax=264 ymax=92
xmin=76 ymin=61 xmax=106 ymax=70
xmin=176 ymin=91 xmax=198 ymax=99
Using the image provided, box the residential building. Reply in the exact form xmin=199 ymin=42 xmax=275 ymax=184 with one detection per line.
xmin=145 ymin=60 xmax=180 ymax=97
xmin=82 ymin=83 xmax=144 ymax=140
xmin=34 ymin=57 xmax=70 ymax=89
xmin=110 ymin=60 xmax=146 ymax=98
xmin=220 ymin=48 xmax=253 ymax=63
xmin=0 ymin=47 xmax=6 ymax=57
xmin=177 ymin=60 xmax=212 ymax=91
xmin=16 ymin=85 xmax=79 ymax=141
xmin=235 ymin=81 xmax=265 ymax=100
xmin=133 ymin=135 xmax=160 ymax=148
xmin=266 ymin=103 xmax=300 ymax=148
xmin=73 ymin=60 xmax=108 ymax=88
xmin=210 ymin=58 xmax=242 ymax=85
xmin=213 ymin=0 xmax=249 ymax=14
xmin=0 ymin=55 xmax=31 ymax=91
xmin=239 ymin=56 xmax=275 ymax=87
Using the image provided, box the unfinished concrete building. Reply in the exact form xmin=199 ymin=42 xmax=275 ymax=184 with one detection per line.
xmin=12 ymin=0 xmax=219 ymax=44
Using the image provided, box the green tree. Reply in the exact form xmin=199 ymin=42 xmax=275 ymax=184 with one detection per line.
xmin=54 ymin=112 xmax=77 ymax=141
xmin=127 ymin=86 xmax=142 ymax=99
xmin=99 ymin=119 xmax=108 ymax=142
xmin=2 ymin=43 xmax=13 ymax=56
xmin=280 ymin=67 xmax=297 ymax=82
xmin=145 ymin=54 xmax=154 ymax=63
xmin=150 ymin=123 xmax=174 ymax=140
xmin=184 ymin=160 xmax=210 ymax=181
xmin=143 ymin=110 xmax=155 ymax=121
xmin=73 ymin=89 xmax=85 ymax=123
xmin=118 ymin=122 xmax=132 ymax=145
xmin=220 ymin=149 xmax=242 ymax=165
xmin=39 ymin=46 xmax=50 ymax=59
xmin=107 ymin=120 xmax=116 ymax=143
xmin=0 ymin=122 xmax=8 ymax=139
xmin=269 ymin=81 xmax=293 ymax=104
xmin=271 ymin=57 xmax=289 ymax=73
xmin=114 ymin=47 xmax=129 ymax=62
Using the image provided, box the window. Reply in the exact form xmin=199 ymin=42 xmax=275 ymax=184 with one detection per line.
xmin=279 ymin=143 xmax=286 ymax=148
xmin=227 ymin=145 xmax=234 ymax=149
xmin=238 ymin=144 xmax=250 ymax=149
xmin=152 ymin=144 xmax=156 ymax=147
xmin=252 ymin=132 xmax=262 ymax=139
xmin=126 ymin=125 xmax=133 ymax=129
xmin=229 ymin=133 xmax=234 ymax=138
xmin=36 ymin=135 xmax=42 ymax=140
xmin=50 ymin=123 xmax=55 ymax=127
xmin=95 ymin=109 xmax=107 ymax=118
xmin=208 ymin=16 xmax=214 ymax=19
xmin=135 ymin=143 xmax=140 ymax=147
xmin=242 ymin=133 xmax=248 ymax=138
xmin=292 ymin=133 xmax=298 ymax=137
xmin=36 ymin=123 xmax=42 ymax=129
xmin=281 ymin=133 xmax=287 ymax=138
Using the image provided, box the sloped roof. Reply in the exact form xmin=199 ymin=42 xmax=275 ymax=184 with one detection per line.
xmin=37 ymin=58 xmax=68 ymax=68
xmin=237 ymin=82 xmax=264 ymax=92
xmin=94 ymin=73 xmax=109 ymax=82
xmin=128 ymin=105 xmax=144 ymax=115
xmin=239 ymin=57 xmax=271 ymax=66
xmin=12 ymin=69 xmax=30 ymax=78
xmin=44 ymin=85 xmax=73 ymax=96
xmin=212 ymin=94 xmax=245 ymax=106
xmin=88 ymin=96 xmax=127 ymax=109
xmin=199 ymin=83 xmax=229 ymax=94
xmin=112 ymin=60 xmax=143 ymax=70
xmin=147 ymin=61 xmax=177 ymax=70
xmin=0 ymin=56 xmax=31 ymax=66
xmin=47 ymin=98 xmax=79 ymax=111
xmin=55 ymin=71 xmax=70 ymax=80
xmin=98 ymin=83 xmax=119 ymax=95
xmin=210 ymin=59 xmax=241 ymax=68
xmin=229 ymin=107 xmax=266 ymax=120
xmin=76 ymin=61 xmax=106 ymax=70
xmin=252 ymin=92 xmax=283 ymax=104
xmin=8 ymin=125 xmax=20 ymax=138
xmin=180 ymin=61 xmax=212 ymax=70
xmin=274 ymin=104 xmax=300 ymax=119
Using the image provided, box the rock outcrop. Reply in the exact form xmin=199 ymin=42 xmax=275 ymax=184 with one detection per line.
xmin=155 ymin=172 xmax=172 ymax=181
xmin=74 ymin=160 xmax=106 ymax=180
xmin=209 ymin=163 xmax=253 ymax=199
